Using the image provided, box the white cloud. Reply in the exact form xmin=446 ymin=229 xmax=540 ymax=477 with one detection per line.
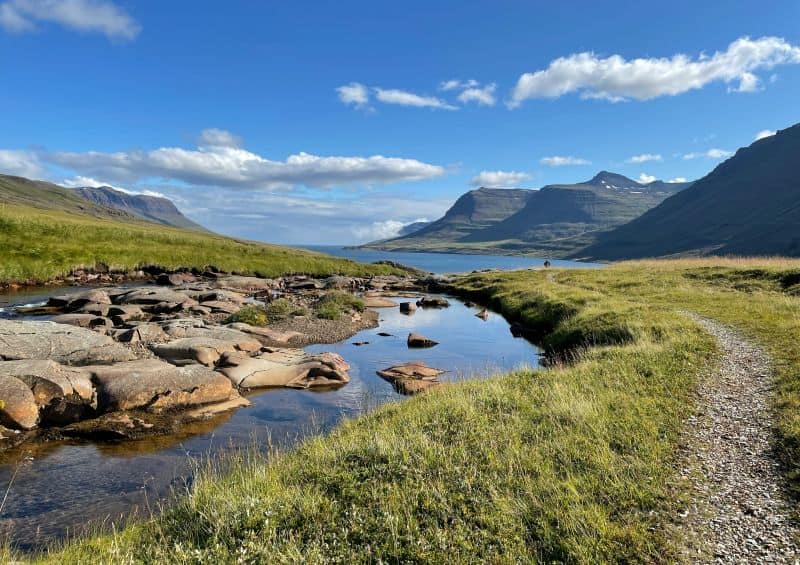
xmin=0 ymin=149 xmax=43 ymax=178
xmin=61 ymin=175 xmax=167 ymax=197
xmin=336 ymin=82 xmax=370 ymax=108
xmin=510 ymin=36 xmax=800 ymax=106
xmin=638 ymin=173 xmax=656 ymax=184
xmin=754 ymin=129 xmax=776 ymax=141
xmin=683 ymin=148 xmax=733 ymax=160
xmin=667 ymin=177 xmax=688 ymax=183
xmin=0 ymin=0 xmax=140 ymax=40
xmin=374 ymin=88 xmax=458 ymax=110
xmin=351 ymin=218 xmax=429 ymax=241
xmin=26 ymin=131 xmax=444 ymax=190
xmin=457 ymin=83 xmax=497 ymax=106
xmin=540 ymin=155 xmax=591 ymax=167
xmin=439 ymin=79 xmax=478 ymax=91
xmin=197 ymin=128 xmax=243 ymax=148
xmin=627 ymin=153 xmax=662 ymax=163
xmin=469 ymin=170 xmax=531 ymax=187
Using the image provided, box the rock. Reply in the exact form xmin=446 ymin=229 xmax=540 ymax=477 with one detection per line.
xmin=64 ymin=289 xmax=112 ymax=311
xmin=151 ymin=336 xmax=260 ymax=366
xmin=50 ymin=314 xmax=111 ymax=330
xmin=363 ymin=296 xmax=396 ymax=308
xmin=157 ymin=272 xmax=196 ymax=286
xmin=289 ymin=279 xmax=322 ymax=291
xmin=323 ymin=276 xmax=357 ymax=290
xmin=416 ymin=296 xmax=450 ymax=308
xmin=200 ymin=300 xmax=241 ymax=315
xmin=0 ymin=360 xmax=94 ymax=402
xmin=352 ymin=341 xmax=369 ymax=346
xmin=75 ymin=303 xmax=112 ymax=316
xmin=107 ymin=304 xmax=145 ymax=323
xmin=0 ymin=320 xmax=136 ymax=366
xmin=117 ymin=323 xmax=170 ymax=344
xmin=116 ymin=288 xmax=192 ymax=306
xmin=187 ymin=289 xmax=246 ymax=304
xmin=226 ymin=323 xmax=303 ymax=346
xmin=215 ymin=276 xmax=277 ymax=292
xmin=184 ymin=396 xmax=251 ymax=419
xmin=62 ymin=412 xmax=164 ymax=440
xmin=219 ymin=349 xmax=350 ymax=389
xmin=399 ymin=302 xmax=417 ymax=314
xmin=0 ymin=376 xmax=39 ymax=429
xmin=407 ymin=333 xmax=438 ymax=348
xmin=87 ymin=359 xmax=237 ymax=412
xmin=377 ymin=361 xmax=445 ymax=395
xmin=377 ymin=332 xmax=393 ymax=337
xmin=476 ymin=308 xmax=489 ymax=320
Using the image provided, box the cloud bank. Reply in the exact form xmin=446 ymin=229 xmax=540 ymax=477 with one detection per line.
xmin=0 ymin=0 xmax=140 ymax=40
xmin=469 ymin=170 xmax=530 ymax=187
xmin=540 ymin=155 xmax=591 ymax=167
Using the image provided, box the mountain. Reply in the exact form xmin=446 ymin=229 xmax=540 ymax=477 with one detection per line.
xmin=581 ymin=123 xmax=800 ymax=260
xmin=365 ymin=173 xmax=690 ymax=256
xmin=398 ymin=221 xmax=432 ymax=236
xmin=72 ymin=186 xmax=207 ymax=231
xmin=0 ymin=174 xmax=139 ymax=220
xmin=362 ymin=187 xmax=533 ymax=252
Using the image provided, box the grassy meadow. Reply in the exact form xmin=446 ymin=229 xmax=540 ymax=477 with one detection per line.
xmin=0 ymin=202 xmax=406 ymax=284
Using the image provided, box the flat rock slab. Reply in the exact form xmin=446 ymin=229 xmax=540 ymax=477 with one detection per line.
xmin=219 ymin=349 xmax=350 ymax=389
xmin=151 ymin=336 xmax=261 ymax=366
xmin=86 ymin=359 xmax=237 ymax=412
xmin=214 ymin=275 xmax=278 ymax=292
xmin=50 ymin=313 xmax=111 ymax=330
xmin=227 ymin=323 xmax=304 ymax=346
xmin=0 ymin=375 xmax=39 ymax=430
xmin=184 ymin=396 xmax=251 ymax=419
xmin=0 ymin=359 xmax=94 ymax=402
xmin=363 ymin=297 xmax=396 ymax=308
xmin=116 ymin=288 xmax=192 ymax=306
xmin=0 ymin=320 xmax=135 ymax=366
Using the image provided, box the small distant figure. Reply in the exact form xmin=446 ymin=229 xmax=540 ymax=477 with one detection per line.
xmin=543 ymin=260 xmax=551 ymax=269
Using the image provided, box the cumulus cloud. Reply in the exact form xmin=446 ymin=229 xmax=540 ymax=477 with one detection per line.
xmin=458 ymin=83 xmax=497 ymax=106
xmin=439 ymin=79 xmax=479 ymax=91
xmin=667 ymin=177 xmax=688 ymax=183
xmin=373 ymin=87 xmax=458 ymax=110
xmin=638 ymin=173 xmax=656 ymax=184
xmin=683 ymin=148 xmax=733 ymax=160
xmin=540 ymin=155 xmax=591 ymax=167
xmin=336 ymin=82 xmax=370 ymax=108
xmin=470 ymin=170 xmax=531 ymax=187
xmin=197 ymin=128 xmax=243 ymax=148
xmin=754 ymin=129 xmax=776 ymax=141
xmin=510 ymin=36 xmax=800 ymax=106
xmin=0 ymin=0 xmax=140 ymax=40
xmin=627 ymin=153 xmax=662 ymax=163
xmin=0 ymin=149 xmax=43 ymax=178
xmin=351 ymin=218 xmax=429 ymax=241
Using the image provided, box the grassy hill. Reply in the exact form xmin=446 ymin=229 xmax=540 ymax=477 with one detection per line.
xmin=30 ymin=259 xmax=800 ymax=563
xmin=581 ymin=123 xmax=800 ymax=260
xmin=365 ymin=173 xmax=689 ymax=256
xmin=0 ymin=175 xmax=405 ymax=285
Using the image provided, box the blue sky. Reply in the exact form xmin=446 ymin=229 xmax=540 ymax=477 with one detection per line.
xmin=1 ymin=0 xmax=799 ymax=244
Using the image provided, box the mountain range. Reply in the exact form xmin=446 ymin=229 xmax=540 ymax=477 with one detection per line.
xmin=364 ymin=173 xmax=691 ymax=256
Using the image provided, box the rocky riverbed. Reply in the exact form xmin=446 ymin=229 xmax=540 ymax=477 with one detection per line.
xmin=0 ymin=269 xmax=446 ymax=451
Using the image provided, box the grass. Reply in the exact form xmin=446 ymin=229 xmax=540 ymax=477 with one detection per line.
xmin=16 ymin=258 xmax=800 ymax=562
xmin=225 ymin=305 xmax=269 ymax=327
xmin=0 ymin=203 xmax=407 ymax=285
xmin=315 ymin=291 xmax=366 ymax=320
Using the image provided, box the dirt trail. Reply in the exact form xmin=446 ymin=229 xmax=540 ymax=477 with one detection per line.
xmin=678 ymin=314 xmax=799 ymax=563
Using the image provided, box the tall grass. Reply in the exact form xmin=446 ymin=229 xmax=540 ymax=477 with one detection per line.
xmin=0 ymin=203 xmax=405 ymax=284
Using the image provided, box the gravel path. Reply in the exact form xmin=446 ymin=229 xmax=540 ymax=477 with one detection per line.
xmin=678 ymin=314 xmax=799 ymax=563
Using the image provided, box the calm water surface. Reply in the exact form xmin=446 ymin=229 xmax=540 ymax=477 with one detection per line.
xmin=0 ymin=294 xmax=542 ymax=551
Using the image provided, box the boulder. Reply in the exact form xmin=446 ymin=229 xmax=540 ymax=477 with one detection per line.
xmin=0 ymin=360 xmax=94 ymax=402
xmin=377 ymin=361 xmax=445 ymax=395
xmin=186 ymin=289 xmax=246 ymax=304
xmin=399 ymin=302 xmax=417 ymax=314
xmin=215 ymin=276 xmax=277 ymax=292
xmin=407 ymin=333 xmax=438 ymax=348
xmin=107 ymin=304 xmax=145 ymax=323
xmin=475 ymin=308 xmax=489 ymax=320
xmin=323 ymin=276 xmax=357 ymax=290
xmin=117 ymin=324 xmax=170 ymax=344
xmin=75 ymin=303 xmax=112 ymax=316
xmin=219 ymin=349 xmax=350 ymax=389
xmin=64 ymin=289 xmax=112 ymax=311
xmin=363 ymin=296 xmax=396 ymax=308
xmin=0 ymin=320 xmax=136 ymax=365
xmin=87 ymin=359 xmax=237 ymax=412
xmin=151 ymin=336 xmax=260 ymax=366
xmin=157 ymin=272 xmax=196 ymax=286
xmin=200 ymin=300 xmax=241 ymax=315
xmin=0 ymin=376 xmax=39 ymax=429
xmin=416 ymin=296 xmax=450 ymax=308
xmin=50 ymin=314 xmax=111 ymax=330
xmin=116 ymin=288 xmax=192 ymax=306
xmin=226 ymin=323 xmax=303 ymax=346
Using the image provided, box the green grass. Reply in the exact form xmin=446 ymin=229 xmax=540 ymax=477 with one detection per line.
xmin=315 ymin=291 xmax=366 ymax=320
xmin=263 ymin=298 xmax=309 ymax=322
xmin=225 ymin=305 xmax=269 ymax=327
xmin=0 ymin=203 xmax=406 ymax=285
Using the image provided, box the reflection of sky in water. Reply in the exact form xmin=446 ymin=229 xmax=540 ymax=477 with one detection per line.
xmin=0 ymin=294 xmax=541 ymax=551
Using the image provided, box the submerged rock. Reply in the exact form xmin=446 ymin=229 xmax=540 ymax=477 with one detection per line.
xmin=0 ymin=320 xmax=135 ymax=366
xmin=399 ymin=301 xmax=417 ymax=314
xmin=219 ymin=349 xmax=350 ymax=389
xmin=475 ymin=308 xmax=489 ymax=320
xmin=416 ymin=296 xmax=450 ymax=308
xmin=407 ymin=332 xmax=438 ymax=348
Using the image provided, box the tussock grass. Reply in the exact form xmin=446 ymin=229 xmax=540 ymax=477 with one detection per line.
xmin=32 ymin=262 xmax=726 ymax=563
xmin=0 ymin=203 xmax=405 ymax=284
xmin=315 ymin=291 xmax=366 ymax=320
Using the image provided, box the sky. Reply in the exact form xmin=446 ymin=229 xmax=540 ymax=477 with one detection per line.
xmin=1 ymin=0 xmax=799 ymax=244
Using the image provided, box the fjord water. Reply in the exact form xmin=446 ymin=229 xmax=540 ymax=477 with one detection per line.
xmin=300 ymin=245 xmax=599 ymax=273
xmin=0 ymin=294 xmax=542 ymax=551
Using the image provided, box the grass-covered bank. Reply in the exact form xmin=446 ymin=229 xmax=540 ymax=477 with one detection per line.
xmin=23 ymin=261 xmax=734 ymax=563
xmin=0 ymin=203 xmax=405 ymax=284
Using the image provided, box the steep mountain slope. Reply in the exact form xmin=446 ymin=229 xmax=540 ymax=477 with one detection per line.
xmin=581 ymin=123 xmax=800 ymax=260
xmin=468 ymin=172 xmax=689 ymax=255
xmin=364 ymin=187 xmax=532 ymax=250
xmin=73 ymin=186 xmax=207 ymax=231
xmin=0 ymin=174 xmax=137 ymax=220
xmin=398 ymin=221 xmax=432 ymax=236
